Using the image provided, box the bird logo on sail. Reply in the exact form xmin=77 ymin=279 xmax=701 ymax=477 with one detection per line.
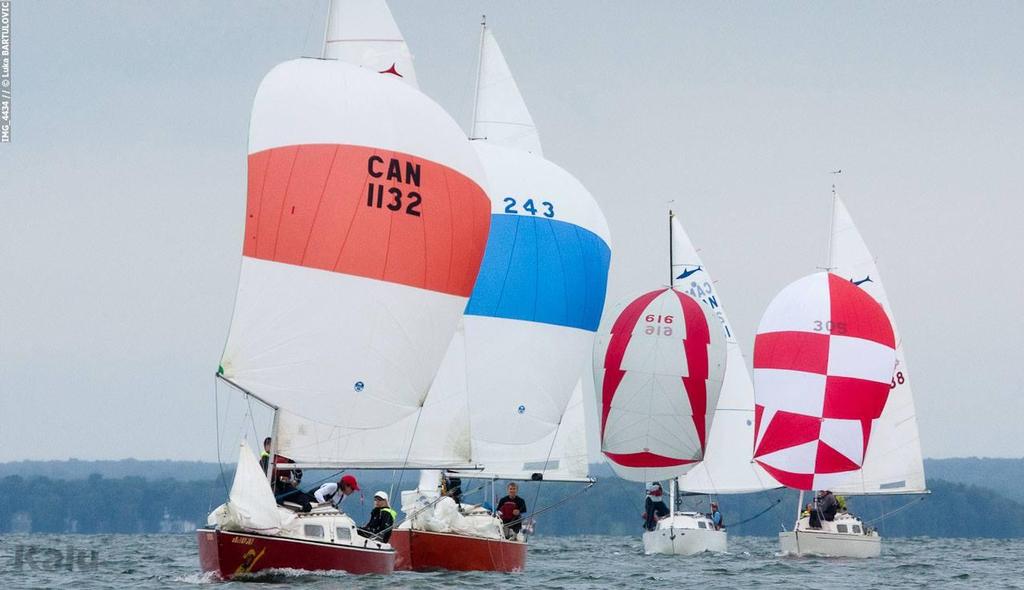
xmin=676 ymin=265 xmax=703 ymax=280
xmin=851 ymin=275 xmax=873 ymax=286
xmin=517 ymin=404 xmax=526 ymax=414
xmin=379 ymin=63 xmax=403 ymax=78
xmin=353 ymin=381 xmax=365 ymax=392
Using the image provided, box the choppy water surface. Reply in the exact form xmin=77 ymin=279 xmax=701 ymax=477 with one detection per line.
xmin=2 ymin=534 xmax=1022 ymax=589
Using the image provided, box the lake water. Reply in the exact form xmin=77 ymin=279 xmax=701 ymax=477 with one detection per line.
xmin=2 ymin=533 xmax=1022 ymax=589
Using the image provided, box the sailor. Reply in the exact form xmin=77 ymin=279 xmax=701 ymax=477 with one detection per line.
xmin=496 ymin=482 xmax=528 ymax=538
xmin=314 ymin=474 xmax=360 ymax=509
xmin=358 ymin=491 xmax=397 ymax=543
xmin=836 ymin=494 xmax=848 ymax=513
xmin=817 ymin=490 xmax=839 ymax=522
xmin=442 ymin=472 xmax=463 ymax=504
xmin=642 ymin=482 xmax=669 ymax=532
xmin=709 ymin=501 xmax=724 ymax=530
xmin=259 ymin=437 xmax=272 ymax=474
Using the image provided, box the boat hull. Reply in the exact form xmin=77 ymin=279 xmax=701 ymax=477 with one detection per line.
xmin=197 ymin=528 xmax=394 ymax=578
xmin=779 ymin=530 xmax=881 ymax=558
xmin=390 ymin=528 xmax=527 ymax=572
xmin=642 ymin=527 xmax=727 ymax=555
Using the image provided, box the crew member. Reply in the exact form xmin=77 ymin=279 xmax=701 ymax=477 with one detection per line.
xmin=496 ymin=482 xmax=528 ymax=538
xmin=358 ymin=491 xmax=397 ymax=542
xmin=642 ymin=482 xmax=669 ymax=531
xmin=709 ymin=501 xmax=724 ymax=530
xmin=314 ymin=474 xmax=360 ymax=509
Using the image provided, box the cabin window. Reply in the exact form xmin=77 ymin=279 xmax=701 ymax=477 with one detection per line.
xmin=836 ymin=524 xmax=848 ymax=533
xmin=697 ymin=521 xmax=706 ymax=529
xmin=852 ymin=525 xmax=862 ymax=534
xmin=335 ymin=527 xmax=352 ymax=542
xmin=304 ymin=524 xmax=324 ymax=538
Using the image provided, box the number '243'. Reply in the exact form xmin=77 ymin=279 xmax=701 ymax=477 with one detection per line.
xmin=504 ymin=197 xmax=554 ymax=218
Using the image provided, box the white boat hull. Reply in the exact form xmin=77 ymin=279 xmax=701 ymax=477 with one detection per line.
xmin=779 ymin=514 xmax=881 ymax=558
xmin=641 ymin=513 xmax=727 ymax=555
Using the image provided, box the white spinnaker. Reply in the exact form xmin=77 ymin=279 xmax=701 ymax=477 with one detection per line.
xmin=225 ymin=443 xmax=293 ymax=534
xmin=670 ymin=214 xmax=778 ymax=493
xmin=323 ymin=0 xmax=418 ymax=88
xmin=828 ymin=195 xmax=926 ymax=494
xmin=461 ymin=379 xmax=590 ymax=482
xmin=471 ymin=27 xmax=543 ymax=156
xmin=221 ymin=59 xmax=489 ymax=468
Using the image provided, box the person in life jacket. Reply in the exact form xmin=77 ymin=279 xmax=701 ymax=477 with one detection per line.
xmin=836 ymin=494 xmax=848 ymax=513
xmin=258 ymin=437 xmax=310 ymax=511
xmin=314 ymin=474 xmax=360 ymax=509
xmin=259 ymin=437 xmax=272 ymax=473
xmin=709 ymin=501 xmax=724 ymax=530
xmin=358 ymin=491 xmax=397 ymax=543
xmin=642 ymin=482 xmax=669 ymax=531
xmin=496 ymin=482 xmax=528 ymax=539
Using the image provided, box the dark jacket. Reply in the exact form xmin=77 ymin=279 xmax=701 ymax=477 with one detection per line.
xmin=816 ymin=492 xmax=839 ymax=521
xmin=360 ymin=507 xmax=396 ymax=542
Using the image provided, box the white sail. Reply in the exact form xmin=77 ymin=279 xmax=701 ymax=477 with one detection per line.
xmin=460 ymin=379 xmax=591 ymax=482
xmin=670 ymin=214 xmax=778 ymax=493
xmin=471 ymin=26 xmax=543 ymax=155
xmin=827 ymin=194 xmax=926 ymax=494
xmin=220 ymin=59 xmax=492 ymax=468
xmin=322 ymin=0 xmax=418 ymax=88
xmin=224 ymin=442 xmax=293 ymax=534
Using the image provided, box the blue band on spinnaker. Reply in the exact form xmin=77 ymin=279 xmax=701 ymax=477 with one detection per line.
xmin=465 ymin=214 xmax=611 ymax=331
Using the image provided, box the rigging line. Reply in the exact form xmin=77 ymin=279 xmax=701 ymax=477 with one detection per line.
xmin=213 ymin=377 xmax=230 ymax=500
xmin=527 ymin=411 xmax=566 ymax=528
xmin=863 ymin=496 xmax=925 ymax=526
xmin=506 ymin=480 xmax=595 ymax=529
xmin=726 ymin=497 xmax=784 ymax=529
xmin=390 ymin=401 xmax=426 ymax=501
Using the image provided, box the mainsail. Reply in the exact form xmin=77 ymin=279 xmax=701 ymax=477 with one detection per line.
xmin=219 ymin=58 xmax=491 ymax=468
xmin=828 ymin=194 xmax=926 ymax=494
xmin=322 ymin=0 xmax=418 ymax=87
xmin=470 ymin=24 xmax=543 ymax=155
xmin=670 ymin=213 xmax=778 ymax=494
xmin=752 ymin=272 xmax=897 ymax=490
xmin=595 ymin=288 xmax=727 ymax=482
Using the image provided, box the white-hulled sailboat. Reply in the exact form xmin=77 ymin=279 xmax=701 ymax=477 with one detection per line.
xmin=389 ymin=19 xmax=612 ymax=572
xmin=196 ymin=1 xmax=493 ymax=577
xmin=593 ymin=212 xmax=728 ymax=556
xmin=753 ymin=185 xmax=929 ymax=557
xmin=641 ymin=211 xmax=782 ymax=555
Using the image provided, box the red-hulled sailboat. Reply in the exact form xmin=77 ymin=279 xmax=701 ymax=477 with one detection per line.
xmin=196 ymin=0 xmax=492 ymax=579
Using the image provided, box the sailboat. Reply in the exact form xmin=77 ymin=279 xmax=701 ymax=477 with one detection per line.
xmin=593 ymin=212 xmax=727 ymax=556
xmin=763 ymin=187 xmax=927 ymax=558
xmin=389 ymin=19 xmax=612 ymax=572
xmin=637 ymin=211 xmax=781 ymax=555
xmin=196 ymin=1 xmax=493 ymax=577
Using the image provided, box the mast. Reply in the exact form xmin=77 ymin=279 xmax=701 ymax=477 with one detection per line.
xmin=668 ymin=210 xmax=674 ymax=287
xmin=469 ymin=15 xmax=487 ymax=140
xmin=825 ymin=170 xmax=840 ymax=270
xmin=669 ymin=478 xmax=677 ymax=519
xmin=320 ymin=0 xmax=334 ymax=59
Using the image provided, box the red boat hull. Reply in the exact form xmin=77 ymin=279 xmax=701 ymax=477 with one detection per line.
xmin=196 ymin=528 xmax=394 ymax=578
xmin=390 ymin=528 xmax=527 ymax=572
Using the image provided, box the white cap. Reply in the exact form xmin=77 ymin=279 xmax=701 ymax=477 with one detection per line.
xmin=373 ymin=490 xmax=389 ymax=503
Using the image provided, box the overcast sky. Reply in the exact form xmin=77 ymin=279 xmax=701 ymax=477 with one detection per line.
xmin=3 ymin=1 xmax=1022 ymax=463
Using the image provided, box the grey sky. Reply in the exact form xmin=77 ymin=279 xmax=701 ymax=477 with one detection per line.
xmin=2 ymin=1 xmax=1022 ymax=462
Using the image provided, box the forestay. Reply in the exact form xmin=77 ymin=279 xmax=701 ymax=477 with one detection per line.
xmin=670 ymin=214 xmax=778 ymax=494
xmin=828 ymin=195 xmax=926 ymax=494
xmin=322 ymin=0 xmax=418 ymax=88
xmin=752 ymin=272 xmax=897 ymax=490
xmin=595 ymin=288 xmax=727 ymax=482
xmin=219 ymin=59 xmax=491 ymax=468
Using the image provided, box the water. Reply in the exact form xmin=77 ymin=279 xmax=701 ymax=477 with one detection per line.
xmin=2 ymin=534 xmax=1023 ymax=589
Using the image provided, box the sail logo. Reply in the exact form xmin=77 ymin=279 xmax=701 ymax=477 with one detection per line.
xmin=851 ymin=275 xmax=873 ymax=286
xmin=354 ymin=381 xmax=365 ymax=392
xmin=379 ymin=63 xmax=403 ymax=78
xmin=517 ymin=404 xmax=526 ymax=414
xmin=676 ymin=265 xmax=702 ymax=280
xmin=366 ymin=155 xmax=423 ymax=217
